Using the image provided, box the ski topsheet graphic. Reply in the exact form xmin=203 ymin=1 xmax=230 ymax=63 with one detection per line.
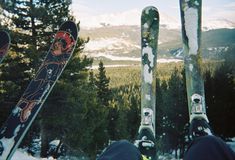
xmin=179 ymin=0 xmax=208 ymax=123
xmin=0 ymin=31 xmax=10 ymax=64
xmin=0 ymin=21 xmax=78 ymax=160
xmin=136 ymin=6 xmax=159 ymax=159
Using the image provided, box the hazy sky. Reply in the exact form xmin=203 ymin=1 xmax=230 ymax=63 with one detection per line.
xmin=71 ymin=0 xmax=235 ymax=27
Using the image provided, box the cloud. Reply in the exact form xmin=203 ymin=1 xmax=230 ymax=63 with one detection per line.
xmin=202 ymin=3 xmax=235 ymax=22
xmin=170 ymin=6 xmax=179 ymax=9
xmin=71 ymin=1 xmax=96 ymax=22
xmin=224 ymin=2 xmax=235 ymax=9
xmin=78 ymin=9 xmax=141 ymax=28
xmin=71 ymin=1 xmax=235 ymax=29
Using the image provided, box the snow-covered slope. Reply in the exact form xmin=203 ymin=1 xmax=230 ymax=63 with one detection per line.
xmin=78 ymin=9 xmax=235 ymax=63
xmin=84 ymin=37 xmax=140 ymax=53
xmin=203 ymin=18 xmax=235 ymax=30
xmin=80 ymin=25 xmax=181 ymax=61
xmin=11 ymin=140 xmax=235 ymax=160
xmin=12 ymin=149 xmax=48 ymax=160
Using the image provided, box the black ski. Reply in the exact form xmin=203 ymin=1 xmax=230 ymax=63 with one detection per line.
xmin=135 ymin=6 xmax=159 ymax=160
xmin=0 ymin=21 xmax=78 ymax=160
xmin=179 ymin=0 xmax=213 ymax=139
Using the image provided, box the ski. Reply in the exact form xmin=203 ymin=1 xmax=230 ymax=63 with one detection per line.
xmin=179 ymin=0 xmax=212 ymax=137
xmin=0 ymin=21 xmax=78 ymax=160
xmin=135 ymin=6 xmax=159 ymax=159
xmin=0 ymin=31 xmax=10 ymax=64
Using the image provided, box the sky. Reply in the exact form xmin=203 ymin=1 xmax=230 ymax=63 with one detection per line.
xmin=71 ymin=0 xmax=235 ymax=28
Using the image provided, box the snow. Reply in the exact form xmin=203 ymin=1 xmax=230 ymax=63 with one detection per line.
xmin=141 ymin=44 xmax=155 ymax=84
xmin=84 ymin=38 xmax=139 ymax=52
xmin=143 ymin=65 xmax=153 ymax=84
xmin=184 ymin=7 xmax=199 ymax=55
xmin=86 ymin=53 xmax=141 ymax=61
xmin=143 ymin=23 xmax=149 ymax=29
xmin=12 ymin=107 xmax=21 ymax=115
xmin=86 ymin=51 xmax=183 ymax=62
xmin=145 ymin=94 xmax=151 ymax=100
xmin=90 ymin=64 xmax=132 ymax=69
xmin=10 ymin=139 xmax=235 ymax=160
xmin=0 ymin=125 xmax=22 ymax=159
xmin=90 ymin=58 xmax=182 ymax=69
xmin=202 ymin=19 xmax=235 ymax=30
xmin=227 ymin=137 xmax=235 ymax=152
xmin=12 ymin=149 xmax=40 ymax=160
xmin=189 ymin=64 xmax=193 ymax=72
xmin=141 ymin=43 xmax=155 ymax=84
xmin=11 ymin=149 xmax=183 ymax=160
xmin=0 ymin=137 xmax=16 ymax=159
xmin=157 ymin=59 xmax=182 ymax=63
xmin=194 ymin=1 xmax=199 ymax=6
xmin=12 ymin=149 xmax=57 ymax=160
xmin=49 ymin=140 xmax=60 ymax=146
xmin=204 ymin=128 xmax=213 ymax=136
xmin=142 ymin=46 xmax=154 ymax=67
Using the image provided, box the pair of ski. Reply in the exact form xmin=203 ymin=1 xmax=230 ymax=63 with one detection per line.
xmin=0 ymin=21 xmax=78 ymax=160
xmin=136 ymin=0 xmax=210 ymax=159
xmin=0 ymin=0 xmax=210 ymax=159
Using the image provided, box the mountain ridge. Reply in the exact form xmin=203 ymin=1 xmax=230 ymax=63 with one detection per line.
xmin=80 ymin=25 xmax=235 ymax=62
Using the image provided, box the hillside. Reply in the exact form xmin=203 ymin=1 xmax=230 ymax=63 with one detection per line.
xmin=80 ymin=26 xmax=235 ymax=65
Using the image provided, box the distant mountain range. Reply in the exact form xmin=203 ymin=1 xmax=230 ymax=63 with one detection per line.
xmin=78 ymin=9 xmax=235 ymax=64
xmin=79 ymin=23 xmax=235 ymax=65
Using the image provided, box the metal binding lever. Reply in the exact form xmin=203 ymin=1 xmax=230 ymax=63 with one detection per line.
xmin=191 ymin=94 xmax=203 ymax=114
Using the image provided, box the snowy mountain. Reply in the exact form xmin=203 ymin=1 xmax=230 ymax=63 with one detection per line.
xmin=202 ymin=18 xmax=235 ymax=30
xmin=80 ymin=25 xmax=235 ymax=63
xmin=78 ymin=10 xmax=235 ymax=63
xmin=80 ymin=25 xmax=181 ymax=61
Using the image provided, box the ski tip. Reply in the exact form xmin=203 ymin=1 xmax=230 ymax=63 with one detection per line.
xmin=180 ymin=0 xmax=201 ymax=9
xmin=59 ymin=21 xmax=78 ymax=41
xmin=142 ymin=6 xmax=159 ymax=14
xmin=141 ymin=6 xmax=159 ymax=22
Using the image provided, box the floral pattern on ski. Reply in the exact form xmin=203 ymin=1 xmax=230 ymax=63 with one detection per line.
xmin=19 ymin=30 xmax=76 ymax=123
xmin=0 ymin=21 xmax=78 ymax=160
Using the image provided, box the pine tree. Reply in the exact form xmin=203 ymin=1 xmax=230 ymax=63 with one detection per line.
xmin=88 ymin=70 xmax=95 ymax=86
xmin=95 ymin=61 xmax=111 ymax=107
xmin=156 ymin=77 xmax=163 ymax=136
xmin=0 ymin=0 xmax=96 ymax=157
xmin=126 ymin=85 xmax=140 ymax=140
xmin=1 ymin=0 xmax=73 ymax=67
xmin=107 ymin=100 xmax=119 ymax=140
xmin=205 ymin=61 xmax=234 ymax=138
xmin=159 ymin=68 xmax=188 ymax=156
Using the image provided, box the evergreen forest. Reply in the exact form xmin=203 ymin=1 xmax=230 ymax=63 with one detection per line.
xmin=0 ymin=0 xmax=234 ymax=159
